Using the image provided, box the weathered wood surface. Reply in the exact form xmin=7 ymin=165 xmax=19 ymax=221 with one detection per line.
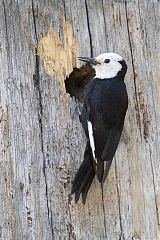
xmin=0 ymin=0 xmax=160 ymax=239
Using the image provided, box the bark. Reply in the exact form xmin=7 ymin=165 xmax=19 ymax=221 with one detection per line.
xmin=0 ymin=0 xmax=160 ymax=239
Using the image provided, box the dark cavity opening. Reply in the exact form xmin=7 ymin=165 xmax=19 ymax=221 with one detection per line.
xmin=65 ymin=64 xmax=95 ymax=103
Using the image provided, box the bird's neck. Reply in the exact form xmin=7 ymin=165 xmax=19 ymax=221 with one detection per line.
xmin=93 ymin=74 xmax=125 ymax=82
xmin=94 ymin=68 xmax=120 ymax=79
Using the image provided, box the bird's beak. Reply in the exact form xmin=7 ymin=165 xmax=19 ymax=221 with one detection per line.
xmin=78 ymin=57 xmax=100 ymax=65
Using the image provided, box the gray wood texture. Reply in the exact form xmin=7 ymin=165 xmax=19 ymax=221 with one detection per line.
xmin=0 ymin=0 xmax=160 ymax=239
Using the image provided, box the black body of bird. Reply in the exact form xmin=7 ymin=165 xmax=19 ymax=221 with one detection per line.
xmin=71 ymin=53 xmax=128 ymax=204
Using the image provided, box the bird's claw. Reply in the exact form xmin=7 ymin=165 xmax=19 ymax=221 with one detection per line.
xmin=71 ymin=97 xmax=81 ymax=119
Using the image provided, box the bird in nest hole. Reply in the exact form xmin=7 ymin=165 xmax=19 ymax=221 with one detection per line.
xmin=71 ymin=52 xmax=128 ymax=204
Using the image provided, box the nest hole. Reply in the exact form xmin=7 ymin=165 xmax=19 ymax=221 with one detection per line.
xmin=65 ymin=64 xmax=95 ymax=102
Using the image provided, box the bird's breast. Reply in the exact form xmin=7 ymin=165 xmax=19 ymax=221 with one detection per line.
xmin=88 ymin=79 xmax=126 ymax=106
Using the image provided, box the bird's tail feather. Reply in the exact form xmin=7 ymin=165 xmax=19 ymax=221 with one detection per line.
xmin=71 ymin=141 xmax=95 ymax=204
xmin=96 ymin=159 xmax=113 ymax=183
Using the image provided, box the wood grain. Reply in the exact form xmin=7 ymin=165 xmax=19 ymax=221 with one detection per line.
xmin=0 ymin=0 xmax=159 ymax=239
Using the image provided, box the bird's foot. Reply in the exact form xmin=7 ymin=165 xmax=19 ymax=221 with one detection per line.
xmin=71 ymin=97 xmax=81 ymax=119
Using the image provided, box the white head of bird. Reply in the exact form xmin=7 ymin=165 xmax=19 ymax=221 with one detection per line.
xmin=78 ymin=52 xmax=125 ymax=79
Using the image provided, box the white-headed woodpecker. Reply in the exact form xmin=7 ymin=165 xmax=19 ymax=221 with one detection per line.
xmin=71 ymin=53 xmax=128 ymax=204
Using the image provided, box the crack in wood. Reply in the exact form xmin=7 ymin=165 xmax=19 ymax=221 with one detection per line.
xmin=31 ymin=1 xmax=53 ymax=239
xmin=115 ymin=158 xmax=124 ymax=240
xmin=124 ymin=0 xmax=142 ymax=139
xmin=67 ymin=199 xmax=77 ymax=240
xmin=101 ymin=184 xmax=107 ymax=238
xmin=138 ymin=91 xmax=151 ymax=140
xmin=67 ymin=222 xmax=77 ymax=240
xmin=63 ymin=0 xmax=67 ymax=19
xmin=101 ymin=0 xmax=108 ymax=50
xmin=85 ymin=0 xmax=93 ymax=57
xmin=50 ymin=209 xmax=55 ymax=239
xmin=149 ymin=146 xmax=160 ymax=226
xmin=2 ymin=1 xmax=10 ymax=65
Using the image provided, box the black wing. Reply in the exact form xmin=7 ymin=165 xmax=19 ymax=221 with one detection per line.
xmin=81 ymin=78 xmax=128 ymax=182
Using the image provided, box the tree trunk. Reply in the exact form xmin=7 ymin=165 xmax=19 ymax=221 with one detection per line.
xmin=0 ymin=0 xmax=160 ymax=239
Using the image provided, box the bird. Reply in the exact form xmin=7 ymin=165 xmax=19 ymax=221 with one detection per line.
xmin=71 ymin=52 xmax=128 ymax=204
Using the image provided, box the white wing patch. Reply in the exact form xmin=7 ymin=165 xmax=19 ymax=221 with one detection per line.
xmin=87 ymin=121 xmax=97 ymax=163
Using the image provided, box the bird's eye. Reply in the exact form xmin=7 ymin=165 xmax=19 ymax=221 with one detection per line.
xmin=104 ymin=59 xmax=110 ymax=63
